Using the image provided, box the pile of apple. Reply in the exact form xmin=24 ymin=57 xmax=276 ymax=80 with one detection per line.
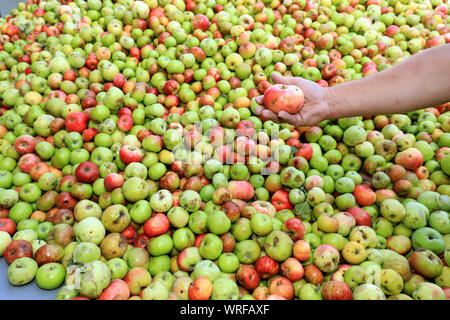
xmin=0 ymin=0 xmax=449 ymax=301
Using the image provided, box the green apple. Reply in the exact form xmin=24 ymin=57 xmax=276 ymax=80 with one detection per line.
xmin=417 ymin=191 xmax=441 ymax=212
xmin=344 ymin=266 xmax=367 ymax=291
xmin=412 ymin=282 xmax=446 ymax=300
xmin=299 ymin=283 xmax=322 ymax=300
xmin=74 ymin=217 xmax=106 ymax=245
xmin=217 ymin=253 xmax=240 ymax=273
xmin=207 ymin=210 xmax=231 ymax=235
xmin=198 ymin=233 xmax=223 ymax=260
xmin=250 ymin=213 xmax=273 ymax=236
xmin=192 ymin=260 xmax=221 ymax=282
xmin=235 ymin=240 xmax=261 ymax=264
xmin=152 ymin=271 xmax=175 ymax=291
xmin=72 ymin=242 xmax=101 ymax=264
xmin=321 ymin=233 xmax=346 ymax=251
xmin=380 ymin=199 xmax=406 ymax=223
xmin=55 ymin=286 xmax=79 ymax=300
xmin=76 ymin=261 xmax=111 ymax=298
xmin=435 ymin=266 xmax=450 ymax=288
xmin=129 ymin=200 xmax=152 ymax=224
xmin=179 ymin=190 xmax=202 ymax=212
xmin=148 ymin=255 xmax=171 ymax=276
xmin=366 ymin=248 xmax=385 ymax=265
xmin=403 ymin=274 xmax=426 ymax=296
xmin=383 ymin=253 xmax=411 ymax=282
xmin=13 ymin=229 xmax=38 ymax=242
xmin=264 ymin=231 xmax=293 ymax=262
xmin=353 ymin=284 xmax=386 ymax=300
xmin=412 ymin=227 xmax=445 ymax=255
xmin=35 ymin=262 xmax=66 ymax=290
xmin=0 ymin=231 xmax=12 ymax=256
xmin=147 ymin=234 xmax=173 ymax=256
xmin=7 ymin=257 xmax=38 ymax=286
xmin=211 ymin=276 xmax=239 ymax=300
xmin=428 ymin=211 xmax=450 ymax=235
xmin=141 ymin=280 xmax=170 ymax=300
xmin=403 ymin=201 xmax=429 ymax=229
xmin=106 ymin=258 xmax=129 ymax=279
xmin=167 ymin=207 xmax=189 ymax=229
xmin=378 ymin=268 xmax=403 ymax=295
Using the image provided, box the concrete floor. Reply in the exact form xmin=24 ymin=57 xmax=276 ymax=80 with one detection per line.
xmin=0 ymin=0 xmax=21 ymax=17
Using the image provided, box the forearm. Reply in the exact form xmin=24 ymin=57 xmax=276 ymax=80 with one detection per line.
xmin=326 ymin=44 xmax=450 ymax=119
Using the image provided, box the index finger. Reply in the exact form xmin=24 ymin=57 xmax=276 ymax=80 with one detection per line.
xmin=271 ymin=73 xmax=300 ymax=86
xmin=262 ymin=109 xmax=281 ymax=123
xmin=255 ymin=95 xmax=264 ymax=105
xmin=278 ymin=111 xmax=302 ymax=127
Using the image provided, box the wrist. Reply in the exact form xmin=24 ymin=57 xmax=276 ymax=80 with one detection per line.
xmin=324 ymin=86 xmax=339 ymax=120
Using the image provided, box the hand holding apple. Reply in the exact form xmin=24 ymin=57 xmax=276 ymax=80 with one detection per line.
xmin=256 ymin=73 xmax=333 ymax=127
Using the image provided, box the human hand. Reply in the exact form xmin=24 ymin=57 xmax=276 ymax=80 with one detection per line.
xmin=255 ymin=73 xmax=334 ymax=127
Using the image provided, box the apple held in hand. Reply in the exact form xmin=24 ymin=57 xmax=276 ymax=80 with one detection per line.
xmin=264 ymin=84 xmax=305 ymax=114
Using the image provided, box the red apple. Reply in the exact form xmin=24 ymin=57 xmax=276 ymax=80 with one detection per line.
xmin=268 ymin=276 xmax=294 ymax=300
xmin=75 ymin=161 xmax=99 ymax=183
xmin=283 ymin=218 xmax=306 ymax=241
xmin=0 ymin=218 xmax=16 ymax=236
xmin=143 ymin=213 xmax=170 ymax=237
xmin=14 ymin=135 xmax=37 ymax=155
xmin=347 ymin=207 xmax=372 ymax=226
xmin=119 ymin=145 xmax=143 ymax=164
xmin=98 ymin=279 xmax=131 ymax=300
xmin=227 ymin=181 xmax=254 ymax=201
xmin=34 ymin=244 xmax=64 ymax=266
xmin=272 ymin=190 xmax=293 ymax=211
xmin=322 ymin=281 xmax=353 ymax=300
xmin=65 ymin=111 xmax=88 ymax=133
xmin=104 ymin=173 xmax=125 ymax=191
xmin=188 ymin=277 xmax=213 ymax=300
xmin=353 ymin=185 xmax=376 ymax=206
xmin=255 ymin=256 xmax=279 ymax=279
xmin=280 ymin=257 xmax=304 ymax=282
xmin=295 ymin=143 xmax=313 ymax=160
xmin=236 ymin=120 xmax=256 ymax=137
xmin=18 ymin=153 xmax=40 ymax=174
xmin=192 ymin=14 xmax=210 ymax=32
xmin=395 ymin=148 xmax=424 ymax=170
xmin=293 ymin=240 xmax=311 ymax=261
xmin=236 ymin=265 xmax=260 ymax=290
xmin=264 ymin=84 xmax=304 ymax=114
xmin=4 ymin=240 xmax=33 ymax=264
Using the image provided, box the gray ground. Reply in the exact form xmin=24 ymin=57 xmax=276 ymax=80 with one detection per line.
xmin=0 ymin=0 xmax=59 ymax=300
xmin=0 ymin=258 xmax=59 ymax=300
xmin=0 ymin=0 xmax=21 ymax=17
